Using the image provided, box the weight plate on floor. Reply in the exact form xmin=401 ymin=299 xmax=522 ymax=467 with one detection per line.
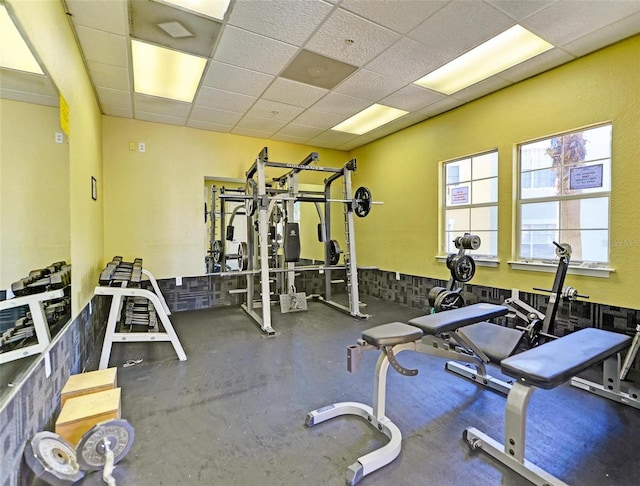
xmin=450 ymin=254 xmax=476 ymax=282
xmin=428 ymin=286 xmax=447 ymax=307
xmin=76 ymin=419 xmax=135 ymax=471
xmin=353 ymin=186 xmax=372 ymax=218
xmin=329 ymin=239 xmax=342 ymax=265
xmin=25 ymin=431 xmax=85 ymax=485
xmin=434 ymin=290 xmax=465 ymax=312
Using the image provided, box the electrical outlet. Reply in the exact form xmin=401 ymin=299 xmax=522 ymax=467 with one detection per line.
xmin=55 ymin=132 xmax=64 ymax=143
xmin=129 ymin=142 xmax=136 ymax=151
xmin=89 ymin=301 xmax=93 ymax=315
xmin=176 ymin=276 xmax=182 ymax=286
xmin=396 ymin=272 xmax=400 ymax=280
xmin=139 ymin=142 xmax=146 ymax=152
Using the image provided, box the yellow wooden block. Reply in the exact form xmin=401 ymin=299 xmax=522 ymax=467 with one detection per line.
xmin=61 ymin=368 xmax=117 ymax=407
xmin=56 ymin=387 xmax=121 ymax=446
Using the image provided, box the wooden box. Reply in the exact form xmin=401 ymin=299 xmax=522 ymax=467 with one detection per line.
xmin=61 ymin=368 xmax=117 ymax=407
xmin=55 ymin=387 xmax=121 ymax=446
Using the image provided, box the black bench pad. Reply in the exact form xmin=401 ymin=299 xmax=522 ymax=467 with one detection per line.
xmin=456 ymin=321 xmax=524 ymax=362
xmin=408 ymin=303 xmax=509 ymax=334
xmin=362 ymin=322 xmax=424 ymax=347
xmin=501 ymin=328 xmax=631 ymax=389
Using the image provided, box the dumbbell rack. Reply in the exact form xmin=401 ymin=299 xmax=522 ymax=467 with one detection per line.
xmin=0 ymin=288 xmax=66 ymax=365
xmin=95 ymin=265 xmax=186 ymax=369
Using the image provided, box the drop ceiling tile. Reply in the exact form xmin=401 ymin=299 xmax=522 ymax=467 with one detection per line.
xmin=305 ymin=8 xmax=400 ymax=66
xmin=452 ymin=76 xmax=511 ymax=102
xmin=0 ymin=69 xmax=58 ymax=96
xmin=96 ymin=86 xmax=132 ymax=109
xmin=262 ymin=78 xmax=328 ymax=107
xmin=334 ymin=69 xmax=406 ymax=101
xmin=311 ymin=92 xmax=371 ymax=117
xmin=87 ymin=61 xmax=130 ymax=91
xmin=380 ymin=84 xmax=444 ymax=111
xmin=292 ymin=109 xmax=346 ymax=129
xmin=227 ymin=0 xmax=333 ymax=45
xmin=270 ymin=133 xmax=312 ymax=144
xmin=213 ymin=26 xmax=298 ymax=75
xmin=485 ymin=0 xmax=556 ymax=21
xmin=561 ymin=12 xmax=640 ymax=57
xmin=276 ymin=123 xmax=324 ymax=139
xmin=201 ymin=62 xmax=273 ymax=97
xmin=0 ymin=89 xmax=59 ymax=107
xmin=136 ymin=111 xmax=186 ymax=126
xmin=134 ymin=94 xmax=191 ymax=118
xmin=74 ymin=25 xmax=128 ymax=68
xmin=65 ymin=0 xmax=127 ymax=35
xmin=231 ymin=126 xmax=279 ymax=139
xmin=408 ymin=1 xmax=514 ymax=62
xmin=522 ymin=0 xmax=640 ymax=46
xmin=187 ymin=120 xmax=233 ymax=132
xmin=364 ymin=37 xmax=447 ymax=83
xmin=498 ymin=48 xmax=574 ymax=83
xmin=236 ymin=115 xmax=288 ymax=132
xmin=307 ymin=130 xmax=358 ymax=146
xmin=340 ymin=0 xmax=446 ymax=34
xmin=416 ymin=96 xmax=467 ymax=118
xmin=246 ymin=99 xmax=305 ymax=122
xmin=194 ymin=86 xmax=256 ymax=113
xmin=102 ymin=105 xmax=133 ymax=118
xmin=190 ymin=105 xmax=243 ymax=125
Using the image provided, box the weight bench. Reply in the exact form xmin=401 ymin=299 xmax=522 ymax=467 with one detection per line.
xmin=408 ymin=303 xmax=523 ymax=394
xmin=463 ymin=327 xmax=631 ymax=486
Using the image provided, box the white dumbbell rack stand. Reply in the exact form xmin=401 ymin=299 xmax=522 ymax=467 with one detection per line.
xmin=95 ymin=269 xmax=186 ymax=369
xmin=0 ymin=288 xmax=65 ymax=365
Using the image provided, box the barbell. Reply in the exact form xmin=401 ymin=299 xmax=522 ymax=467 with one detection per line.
xmin=212 ymin=241 xmax=249 ymax=271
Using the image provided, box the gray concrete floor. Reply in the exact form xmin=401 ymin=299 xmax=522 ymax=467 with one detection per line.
xmin=77 ymin=297 xmax=640 ymax=486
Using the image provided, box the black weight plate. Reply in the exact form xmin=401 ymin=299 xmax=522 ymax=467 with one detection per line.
xmin=212 ymin=240 xmax=223 ymax=264
xmin=353 ymin=186 xmax=372 ymax=218
xmin=434 ymin=291 xmax=465 ymax=312
xmin=329 ymin=240 xmax=342 ymax=265
xmin=428 ymin=286 xmax=447 ymax=307
xmin=450 ymin=254 xmax=476 ymax=283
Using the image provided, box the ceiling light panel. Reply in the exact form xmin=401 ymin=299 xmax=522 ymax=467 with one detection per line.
xmin=0 ymin=5 xmax=44 ymax=75
xmin=131 ymin=39 xmax=206 ymax=102
xmin=332 ymin=103 xmax=408 ymax=135
xmin=157 ymin=0 xmax=231 ymax=21
xmin=414 ymin=25 xmax=554 ymax=95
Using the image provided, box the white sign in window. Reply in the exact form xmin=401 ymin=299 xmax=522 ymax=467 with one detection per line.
xmin=569 ymin=164 xmax=603 ymax=190
xmin=450 ymin=186 xmax=469 ymax=204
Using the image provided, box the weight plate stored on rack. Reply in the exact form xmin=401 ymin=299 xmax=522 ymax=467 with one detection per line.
xmin=76 ymin=419 xmax=135 ymax=471
xmin=212 ymin=240 xmax=223 ymax=264
xmin=434 ymin=290 xmax=466 ymax=313
xmin=244 ymin=180 xmax=257 ymax=217
xmin=25 ymin=431 xmax=85 ymax=485
xmin=238 ymin=242 xmax=249 ymax=271
xmin=428 ymin=286 xmax=447 ymax=307
xmin=450 ymin=254 xmax=476 ymax=282
xmin=353 ymin=186 xmax=372 ymax=218
xmin=329 ymin=239 xmax=342 ymax=265
xmin=454 ymin=234 xmax=481 ymax=250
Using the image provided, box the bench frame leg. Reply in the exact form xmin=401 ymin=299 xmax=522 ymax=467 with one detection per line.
xmin=570 ymin=354 xmax=640 ymax=410
xmin=306 ymin=342 xmax=415 ymax=485
xmin=463 ymin=381 xmax=569 ymax=486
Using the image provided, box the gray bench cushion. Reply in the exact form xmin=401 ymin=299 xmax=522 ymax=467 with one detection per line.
xmin=408 ymin=303 xmax=509 ymax=334
xmin=362 ymin=322 xmax=423 ymax=347
xmin=501 ymin=328 xmax=631 ymax=389
xmin=456 ymin=321 xmax=524 ymax=362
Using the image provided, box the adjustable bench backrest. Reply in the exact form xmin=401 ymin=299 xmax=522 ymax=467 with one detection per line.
xmin=500 ymin=328 xmax=631 ymax=389
xmin=408 ymin=303 xmax=509 ymax=334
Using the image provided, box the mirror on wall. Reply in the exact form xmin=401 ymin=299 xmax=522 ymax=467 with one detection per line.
xmin=0 ymin=4 xmax=71 ymax=405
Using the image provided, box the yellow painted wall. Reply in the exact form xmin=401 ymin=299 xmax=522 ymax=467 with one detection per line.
xmin=8 ymin=0 xmax=104 ymax=315
xmin=102 ymin=117 xmax=349 ymax=278
xmin=0 ymin=99 xmax=70 ymax=288
xmin=351 ymin=34 xmax=640 ymax=308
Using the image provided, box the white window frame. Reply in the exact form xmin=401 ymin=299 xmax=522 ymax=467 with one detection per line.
xmin=514 ymin=123 xmax=613 ymax=275
xmin=441 ymin=150 xmax=499 ymax=260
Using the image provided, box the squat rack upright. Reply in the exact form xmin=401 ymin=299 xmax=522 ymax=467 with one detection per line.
xmin=242 ymin=147 xmax=370 ymax=336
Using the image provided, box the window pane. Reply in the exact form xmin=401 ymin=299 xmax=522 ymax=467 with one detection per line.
xmin=446 ymin=158 xmax=471 ymax=183
xmin=468 ymin=230 xmax=497 ymax=256
xmin=445 ymin=208 xmax=470 ymax=232
xmin=520 ymin=140 xmax=553 ymax=171
xmin=520 ymin=230 xmax=558 ymax=260
xmin=445 ymin=183 xmax=471 ymax=206
xmin=446 ymin=164 xmax=460 ymax=184
xmin=470 ymin=206 xmax=497 ymax=231
xmin=471 ymin=178 xmax=497 ymax=204
xmin=521 ymin=201 xmax=558 ymax=229
xmin=472 ymin=152 xmax=497 ymax=179
xmin=559 ymin=229 xmax=608 ymax=263
xmin=520 ymin=168 xmax=557 ymax=199
xmin=582 ymin=125 xmax=612 ymax=161
xmin=560 ymin=197 xmax=608 ymax=231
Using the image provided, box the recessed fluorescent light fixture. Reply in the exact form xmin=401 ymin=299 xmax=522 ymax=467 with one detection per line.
xmin=332 ymin=104 xmax=408 ymax=135
xmin=131 ymin=39 xmax=206 ymax=102
xmin=0 ymin=5 xmax=44 ymax=75
xmin=414 ymin=25 xmax=553 ymax=95
xmin=158 ymin=0 xmax=231 ymax=21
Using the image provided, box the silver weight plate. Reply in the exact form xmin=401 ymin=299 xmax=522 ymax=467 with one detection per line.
xmin=25 ymin=431 xmax=85 ymax=485
xmin=76 ymin=419 xmax=135 ymax=471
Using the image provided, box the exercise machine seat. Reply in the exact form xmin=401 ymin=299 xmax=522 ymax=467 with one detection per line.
xmin=501 ymin=328 xmax=631 ymax=389
xmin=408 ymin=303 xmax=508 ymax=334
xmin=362 ymin=322 xmax=423 ymax=347
xmin=456 ymin=321 xmax=524 ymax=363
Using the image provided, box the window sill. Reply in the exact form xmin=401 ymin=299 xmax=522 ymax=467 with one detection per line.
xmin=507 ymin=260 xmax=614 ymax=278
xmin=436 ymin=256 xmax=499 ymax=268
